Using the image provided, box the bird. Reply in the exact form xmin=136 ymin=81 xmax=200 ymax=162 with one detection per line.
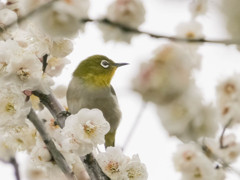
xmin=66 ymin=55 xmax=128 ymax=147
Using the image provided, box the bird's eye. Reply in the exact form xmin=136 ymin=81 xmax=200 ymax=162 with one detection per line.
xmin=100 ymin=60 xmax=110 ymax=68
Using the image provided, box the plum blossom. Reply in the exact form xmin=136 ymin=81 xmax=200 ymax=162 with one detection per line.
xmin=173 ymin=143 xmax=225 ymax=180
xmin=60 ymin=108 xmax=110 ymax=156
xmin=99 ymin=0 xmax=145 ymax=43
xmin=36 ymin=0 xmax=89 ymax=38
xmin=216 ymin=74 xmax=240 ymax=127
xmin=189 ymin=0 xmax=208 ymax=18
xmin=96 ymin=147 xmax=129 ymax=179
xmin=0 ymin=84 xmax=31 ymax=128
xmin=133 ymin=43 xmax=199 ymax=105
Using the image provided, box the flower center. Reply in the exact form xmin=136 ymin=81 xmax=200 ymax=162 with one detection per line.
xmin=106 ymin=161 xmax=120 ymax=174
xmin=16 ymin=67 xmax=30 ymax=81
xmin=5 ymin=102 xmax=16 ymax=115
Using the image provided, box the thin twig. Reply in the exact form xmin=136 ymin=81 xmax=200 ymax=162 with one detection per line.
xmin=42 ymin=54 xmax=49 ymax=73
xmin=0 ymin=157 xmax=21 ymax=180
xmin=10 ymin=157 xmax=20 ymax=180
xmin=122 ymin=102 xmax=147 ymax=151
xmin=219 ymin=118 xmax=233 ymax=149
xmin=81 ymin=18 xmax=240 ymax=45
xmin=27 ymin=109 xmax=76 ymax=180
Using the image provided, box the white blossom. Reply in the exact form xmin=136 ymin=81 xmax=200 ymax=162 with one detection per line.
xmin=36 ymin=0 xmax=89 ymax=39
xmin=133 ymin=43 xmax=198 ymax=105
xmin=0 ymin=8 xmax=17 ymax=27
xmin=216 ymin=74 xmax=240 ymax=127
xmin=125 ymin=155 xmax=148 ymax=180
xmin=0 ymin=84 xmax=30 ymax=128
xmin=99 ymin=0 xmax=145 ymax=43
xmin=61 ymin=108 xmax=110 ymax=155
xmin=203 ymin=134 xmax=240 ymax=164
xmin=173 ymin=143 xmax=225 ymax=180
xmin=11 ymin=24 xmax=53 ymax=57
xmin=175 ymin=20 xmax=204 ymax=40
xmin=45 ymin=56 xmax=70 ymax=77
xmin=30 ymin=136 xmax=52 ymax=165
xmin=189 ymin=0 xmax=208 ymax=18
xmin=96 ymin=147 xmax=129 ymax=180
xmin=158 ymin=84 xmax=218 ymax=142
xmin=3 ymin=124 xmax=36 ymax=152
xmin=50 ymin=39 xmax=73 ymax=58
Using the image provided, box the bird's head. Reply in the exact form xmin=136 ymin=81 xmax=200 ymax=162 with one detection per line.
xmin=73 ymin=55 xmax=128 ymax=87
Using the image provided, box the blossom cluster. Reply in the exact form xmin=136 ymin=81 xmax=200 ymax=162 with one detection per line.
xmin=97 ymin=147 xmax=148 ymax=180
xmin=0 ymin=0 xmax=148 ymax=179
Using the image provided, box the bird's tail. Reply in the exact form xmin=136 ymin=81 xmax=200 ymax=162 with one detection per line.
xmin=104 ymin=131 xmax=116 ymax=148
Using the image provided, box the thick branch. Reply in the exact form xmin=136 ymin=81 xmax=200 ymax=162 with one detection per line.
xmin=33 ymin=91 xmax=110 ymax=180
xmin=81 ymin=18 xmax=240 ymax=45
xmin=32 ymin=91 xmax=68 ymax=128
xmin=27 ymin=109 xmax=75 ymax=179
xmin=81 ymin=154 xmax=110 ymax=180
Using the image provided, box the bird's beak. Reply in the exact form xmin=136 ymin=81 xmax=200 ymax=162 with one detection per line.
xmin=113 ymin=63 xmax=129 ymax=67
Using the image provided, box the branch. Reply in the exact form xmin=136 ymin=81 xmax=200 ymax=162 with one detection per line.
xmin=10 ymin=157 xmax=20 ymax=180
xmin=80 ymin=154 xmax=110 ymax=180
xmin=33 ymin=91 xmax=110 ymax=180
xmin=27 ymin=109 xmax=76 ymax=180
xmin=42 ymin=54 xmax=49 ymax=73
xmin=1 ymin=157 xmax=21 ymax=180
xmin=219 ymin=118 xmax=233 ymax=149
xmin=32 ymin=91 xmax=68 ymax=128
xmin=81 ymin=18 xmax=240 ymax=45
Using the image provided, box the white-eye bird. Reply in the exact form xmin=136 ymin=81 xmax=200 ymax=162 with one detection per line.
xmin=66 ymin=55 xmax=128 ymax=147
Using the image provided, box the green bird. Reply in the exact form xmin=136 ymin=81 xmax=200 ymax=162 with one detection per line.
xmin=66 ymin=55 xmax=128 ymax=147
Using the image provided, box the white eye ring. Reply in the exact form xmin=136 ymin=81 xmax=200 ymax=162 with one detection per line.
xmin=100 ymin=60 xmax=110 ymax=68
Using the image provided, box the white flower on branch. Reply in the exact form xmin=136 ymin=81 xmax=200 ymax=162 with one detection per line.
xmin=173 ymin=143 xmax=225 ymax=180
xmin=99 ymin=0 xmax=145 ymax=43
xmin=133 ymin=43 xmax=199 ymax=105
xmin=0 ymin=84 xmax=30 ymax=128
xmin=158 ymin=85 xmax=218 ymax=142
xmin=189 ymin=0 xmax=208 ymax=18
xmin=125 ymin=154 xmax=148 ymax=180
xmin=204 ymin=134 xmax=240 ymax=164
xmin=0 ymin=8 xmax=17 ymax=27
xmin=216 ymin=74 xmax=240 ymax=127
xmin=12 ymin=24 xmax=53 ymax=57
xmin=45 ymin=56 xmax=70 ymax=77
xmin=36 ymin=0 xmax=89 ymax=39
xmin=0 ymin=39 xmax=54 ymax=93
xmin=31 ymin=136 xmax=52 ymax=164
xmin=50 ymin=39 xmax=73 ymax=58
xmin=97 ymin=147 xmax=148 ymax=180
xmin=175 ymin=20 xmax=204 ymax=40
xmin=60 ymin=108 xmax=110 ymax=155
xmin=96 ymin=147 xmax=129 ymax=180
xmin=3 ymin=124 xmax=36 ymax=152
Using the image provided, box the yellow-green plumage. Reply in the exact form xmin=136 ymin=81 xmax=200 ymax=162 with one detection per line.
xmin=66 ymin=55 xmax=128 ymax=147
